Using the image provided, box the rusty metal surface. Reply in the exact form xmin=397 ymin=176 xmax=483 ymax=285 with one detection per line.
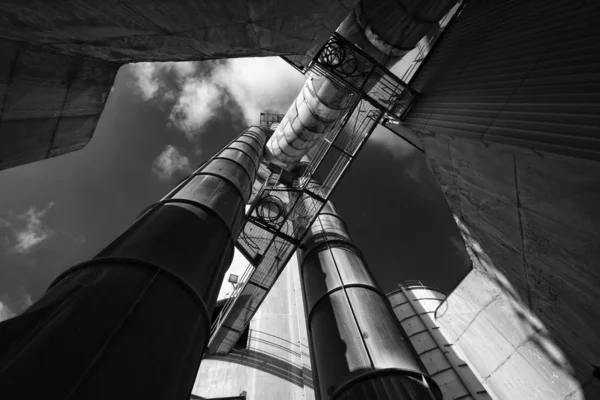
xmin=400 ymin=2 xmax=600 ymax=397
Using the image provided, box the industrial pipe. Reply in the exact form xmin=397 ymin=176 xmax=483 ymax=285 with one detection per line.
xmin=265 ymin=0 xmax=458 ymax=169
xmin=297 ymin=202 xmax=442 ymax=400
xmin=337 ymin=0 xmax=457 ymax=66
xmin=0 ymin=127 xmax=268 ymax=400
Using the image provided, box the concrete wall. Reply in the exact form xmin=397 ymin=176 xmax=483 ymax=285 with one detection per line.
xmin=389 ymin=285 xmax=491 ymax=400
xmin=398 ymin=0 xmax=600 ymax=397
xmin=0 ymin=0 xmax=356 ymax=171
xmin=192 ymin=255 xmax=314 ymax=400
xmin=436 ymin=268 xmax=596 ymax=400
xmin=416 ymin=98 xmax=600 ymax=400
xmin=0 ymin=1 xmax=355 ymax=63
xmin=0 ymin=39 xmax=117 ymax=170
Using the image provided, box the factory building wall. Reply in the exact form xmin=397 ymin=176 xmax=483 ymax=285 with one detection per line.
xmin=192 ymin=255 xmax=314 ymax=400
xmin=0 ymin=38 xmax=117 ymax=170
xmin=389 ymin=284 xmax=491 ymax=400
xmin=399 ymin=0 xmax=600 ymax=397
xmin=0 ymin=1 xmax=355 ymax=64
xmin=436 ymin=268 xmax=594 ymax=400
xmin=0 ymin=0 xmax=356 ymax=171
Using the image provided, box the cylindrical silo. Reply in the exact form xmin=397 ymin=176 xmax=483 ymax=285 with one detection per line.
xmin=192 ymin=254 xmax=315 ymax=400
xmin=388 ymin=282 xmax=492 ymax=400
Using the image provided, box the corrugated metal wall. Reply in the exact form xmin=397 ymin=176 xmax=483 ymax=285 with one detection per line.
xmin=399 ymin=1 xmax=600 ymax=397
xmin=404 ymin=0 xmax=600 ymax=160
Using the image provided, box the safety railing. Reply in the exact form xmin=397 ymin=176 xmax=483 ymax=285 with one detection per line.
xmin=401 ymin=1 xmax=465 ymax=83
xmin=209 ymin=30 xmax=419 ymax=354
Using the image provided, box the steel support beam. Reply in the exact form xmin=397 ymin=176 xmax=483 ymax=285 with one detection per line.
xmin=298 ymin=202 xmax=442 ymax=400
xmin=0 ymin=127 xmax=268 ymax=400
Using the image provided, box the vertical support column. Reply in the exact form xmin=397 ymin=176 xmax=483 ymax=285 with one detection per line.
xmin=298 ymin=202 xmax=442 ymax=400
xmin=0 ymin=127 xmax=268 ymax=400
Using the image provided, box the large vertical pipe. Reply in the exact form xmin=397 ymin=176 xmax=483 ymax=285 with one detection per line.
xmin=0 ymin=127 xmax=268 ymax=400
xmin=298 ymin=202 xmax=442 ymax=400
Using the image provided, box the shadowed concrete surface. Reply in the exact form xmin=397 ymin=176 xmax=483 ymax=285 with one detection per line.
xmin=2 ymin=0 xmax=600 ymax=398
xmin=0 ymin=1 xmax=355 ymax=63
xmin=0 ymin=0 xmax=357 ymax=170
xmin=399 ymin=0 xmax=600 ymax=398
xmin=0 ymin=40 xmax=117 ymax=169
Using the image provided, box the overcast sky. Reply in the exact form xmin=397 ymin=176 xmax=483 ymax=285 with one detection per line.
xmin=0 ymin=57 xmax=469 ymax=321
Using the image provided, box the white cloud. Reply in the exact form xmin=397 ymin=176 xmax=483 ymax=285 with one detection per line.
xmin=130 ymin=62 xmax=162 ymax=100
xmin=169 ymin=77 xmax=224 ymax=139
xmin=0 ymin=290 xmax=33 ymax=321
xmin=73 ymin=233 xmax=87 ymax=245
xmin=130 ymin=61 xmax=198 ymax=101
xmin=12 ymin=202 xmax=55 ymax=254
xmin=0 ymin=301 xmax=16 ymax=322
xmin=214 ymin=57 xmax=306 ymax=126
xmin=152 ymin=145 xmax=193 ymax=181
xmin=129 ymin=57 xmax=305 ymax=139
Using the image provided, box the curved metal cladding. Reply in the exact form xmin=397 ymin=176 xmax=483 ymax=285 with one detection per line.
xmin=0 ymin=127 xmax=267 ymax=400
xmin=297 ymin=202 xmax=442 ymax=400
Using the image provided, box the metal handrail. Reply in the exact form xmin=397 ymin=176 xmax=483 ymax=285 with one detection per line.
xmin=210 ymin=262 xmax=255 ymax=337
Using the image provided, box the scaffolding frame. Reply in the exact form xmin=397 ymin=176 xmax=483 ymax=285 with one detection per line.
xmin=209 ymin=33 xmax=415 ymax=354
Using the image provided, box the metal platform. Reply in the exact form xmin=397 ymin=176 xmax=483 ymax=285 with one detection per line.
xmin=208 ymin=33 xmax=415 ymax=355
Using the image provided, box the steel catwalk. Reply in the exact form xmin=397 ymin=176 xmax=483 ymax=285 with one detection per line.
xmin=266 ymin=0 xmax=458 ymax=169
xmin=0 ymin=127 xmax=268 ymax=400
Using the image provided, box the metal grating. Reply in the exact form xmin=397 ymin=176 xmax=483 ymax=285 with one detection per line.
xmin=259 ymin=112 xmax=284 ymax=131
xmin=208 ymin=33 xmax=415 ymax=354
xmin=311 ymin=33 xmax=417 ymax=120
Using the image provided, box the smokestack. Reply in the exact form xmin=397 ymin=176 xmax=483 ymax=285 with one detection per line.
xmin=297 ymin=202 xmax=442 ymax=400
xmin=0 ymin=127 xmax=268 ymax=400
